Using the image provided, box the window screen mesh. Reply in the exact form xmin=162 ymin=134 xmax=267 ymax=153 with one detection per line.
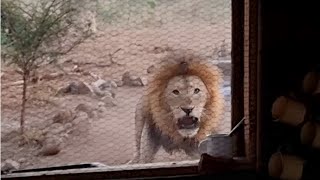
xmin=1 ymin=0 xmax=232 ymax=171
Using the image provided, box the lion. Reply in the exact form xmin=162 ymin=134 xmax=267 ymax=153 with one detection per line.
xmin=128 ymin=51 xmax=225 ymax=164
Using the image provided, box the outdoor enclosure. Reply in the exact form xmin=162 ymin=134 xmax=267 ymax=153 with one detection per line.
xmin=1 ymin=0 xmax=232 ymax=171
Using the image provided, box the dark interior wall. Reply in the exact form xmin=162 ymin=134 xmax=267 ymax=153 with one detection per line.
xmin=260 ymin=0 xmax=320 ymax=172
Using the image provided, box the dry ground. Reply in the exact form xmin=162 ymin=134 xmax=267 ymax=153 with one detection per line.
xmin=1 ymin=0 xmax=232 ymax=171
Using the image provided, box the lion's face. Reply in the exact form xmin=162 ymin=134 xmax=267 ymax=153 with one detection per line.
xmin=164 ymin=75 xmax=208 ymax=137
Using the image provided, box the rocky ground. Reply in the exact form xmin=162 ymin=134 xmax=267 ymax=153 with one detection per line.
xmin=1 ymin=0 xmax=232 ymax=173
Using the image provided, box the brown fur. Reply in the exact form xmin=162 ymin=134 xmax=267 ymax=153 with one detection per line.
xmin=128 ymin=51 xmax=225 ymax=164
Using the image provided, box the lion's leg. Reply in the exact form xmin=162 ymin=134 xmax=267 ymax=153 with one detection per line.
xmin=139 ymin=124 xmax=161 ymax=163
xmin=127 ymin=97 xmax=149 ymax=164
xmin=127 ymin=115 xmax=146 ymax=164
xmin=186 ymin=151 xmax=201 ymax=160
xmin=185 ymin=144 xmax=201 ymax=160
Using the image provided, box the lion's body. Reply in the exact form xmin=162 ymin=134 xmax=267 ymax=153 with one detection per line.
xmin=129 ymin=51 xmax=225 ymax=164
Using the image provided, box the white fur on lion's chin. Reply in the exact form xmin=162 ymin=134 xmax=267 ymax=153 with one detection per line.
xmin=178 ymin=128 xmax=199 ymax=137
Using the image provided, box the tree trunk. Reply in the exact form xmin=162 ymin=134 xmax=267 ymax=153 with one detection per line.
xmin=20 ymin=72 xmax=28 ymax=135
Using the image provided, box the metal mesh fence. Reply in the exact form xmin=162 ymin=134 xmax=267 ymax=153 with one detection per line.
xmin=1 ymin=0 xmax=232 ymax=172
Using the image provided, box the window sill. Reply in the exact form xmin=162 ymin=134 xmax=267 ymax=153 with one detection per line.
xmin=2 ymin=154 xmax=256 ymax=180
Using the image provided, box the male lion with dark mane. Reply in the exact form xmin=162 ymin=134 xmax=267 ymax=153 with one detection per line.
xmin=128 ymin=50 xmax=225 ymax=164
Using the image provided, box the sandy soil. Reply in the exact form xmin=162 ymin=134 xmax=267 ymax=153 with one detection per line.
xmin=1 ymin=0 xmax=232 ymax=171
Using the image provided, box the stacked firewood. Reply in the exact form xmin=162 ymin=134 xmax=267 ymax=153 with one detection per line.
xmin=269 ymin=67 xmax=320 ymax=180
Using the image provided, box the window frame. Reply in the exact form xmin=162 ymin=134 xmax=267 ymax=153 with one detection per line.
xmin=1 ymin=0 xmax=260 ymax=179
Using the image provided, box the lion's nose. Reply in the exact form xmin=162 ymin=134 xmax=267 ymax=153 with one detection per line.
xmin=181 ymin=107 xmax=194 ymax=115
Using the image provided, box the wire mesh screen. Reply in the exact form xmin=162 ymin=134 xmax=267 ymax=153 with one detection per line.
xmin=1 ymin=0 xmax=232 ymax=172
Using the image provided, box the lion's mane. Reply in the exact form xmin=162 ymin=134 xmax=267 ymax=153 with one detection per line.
xmin=145 ymin=51 xmax=225 ymax=146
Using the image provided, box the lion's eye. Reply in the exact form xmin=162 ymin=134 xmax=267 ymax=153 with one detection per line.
xmin=172 ymin=90 xmax=180 ymax=95
xmin=194 ymin=88 xmax=200 ymax=94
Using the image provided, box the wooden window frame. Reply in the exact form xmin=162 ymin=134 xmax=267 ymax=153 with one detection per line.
xmin=1 ymin=0 xmax=260 ymax=179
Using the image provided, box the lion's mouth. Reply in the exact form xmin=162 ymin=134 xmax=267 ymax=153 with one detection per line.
xmin=177 ymin=116 xmax=199 ymax=129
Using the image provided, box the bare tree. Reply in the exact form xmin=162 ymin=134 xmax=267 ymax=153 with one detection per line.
xmin=1 ymin=0 xmax=92 ymax=135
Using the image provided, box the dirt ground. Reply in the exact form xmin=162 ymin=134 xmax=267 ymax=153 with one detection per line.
xmin=1 ymin=0 xmax=232 ymax=171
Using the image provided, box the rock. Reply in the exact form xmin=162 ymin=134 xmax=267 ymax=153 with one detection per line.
xmin=122 ymin=71 xmax=145 ymax=87
xmin=75 ymin=104 xmax=94 ymax=118
xmin=1 ymin=159 xmax=20 ymax=172
xmin=72 ymin=65 xmax=82 ymax=72
xmin=65 ymin=123 xmax=73 ymax=130
xmin=60 ymin=133 xmax=69 ymax=139
xmin=70 ymin=112 xmax=91 ymax=135
xmin=97 ymin=104 xmax=107 ymax=113
xmin=115 ymin=80 xmax=124 ymax=87
xmin=57 ymin=81 xmax=91 ymax=95
xmin=81 ymin=71 xmax=91 ymax=76
xmin=52 ymin=110 xmax=75 ymax=124
xmin=147 ymin=65 xmax=155 ymax=74
xmin=39 ymin=144 xmax=61 ymax=156
xmin=101 ymin=95 xmax=116 ymax=107
xmin=47 ymin=123 xmax=65 ymax=135
xmin=98 ymin=101 xmax=106 ymax=108
xmin=18 ymin=158 xmax=27 ymax=164
xmin=91 ymin=79 xmax=117 ymax=97
xmin=39 ymin=136 xmax=62 ymax=156
xmin=20 ymin=128 xmax=46 ymax=146
xmin=72 ymin=112 xmax=89 ymax=125
xmin=122 ymin=71 xmax=135 ymax=85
